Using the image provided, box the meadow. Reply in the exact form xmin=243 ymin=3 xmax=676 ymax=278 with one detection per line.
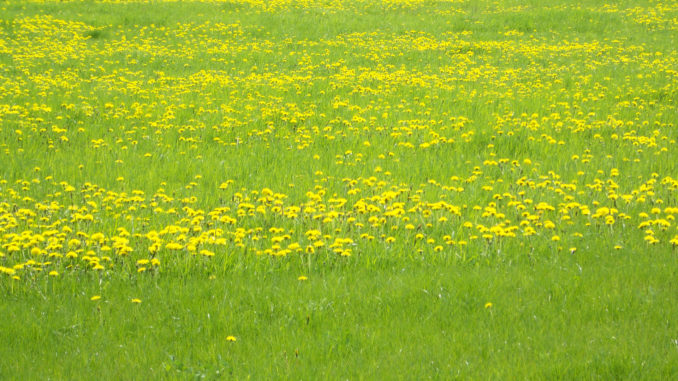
xmin=1 ymin=0 xmax=677 ymax=378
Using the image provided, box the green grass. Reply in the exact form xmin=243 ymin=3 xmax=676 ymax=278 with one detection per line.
xmin=3 ymin=249 xmax=678 ymax=379
xmin=1 ymin=0 xmax=677 ymax=378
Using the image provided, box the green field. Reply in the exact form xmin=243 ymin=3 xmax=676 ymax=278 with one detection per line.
xmin=1 ymin=0 xmax=677 ymax=378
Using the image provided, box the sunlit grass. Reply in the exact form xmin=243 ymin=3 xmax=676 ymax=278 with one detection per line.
xmin=1 ymin=0 xmax=677 ymax=378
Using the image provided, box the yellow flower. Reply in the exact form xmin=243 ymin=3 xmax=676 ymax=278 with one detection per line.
xmin=90 ymin=295 xmax=101 ymax=301
xmin=131 ymin=298 xmax=142 ymax=304
xmin=49 ymin=270 xmax=59 ymax=277
xmin=298 ymin=275 xmax=308 ymax=281
xmin=484 ymin=302 xmax=493 ymax=309
xmin=226 ymin=336 xmax=237 ymax=342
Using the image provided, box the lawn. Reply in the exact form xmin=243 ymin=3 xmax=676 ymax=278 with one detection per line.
xmin=0 ymin=0 xmax=677 ymax=378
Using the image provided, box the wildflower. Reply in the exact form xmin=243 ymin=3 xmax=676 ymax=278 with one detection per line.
xmin=298 ymin=275 xmax=308 ymax=281
xmin=226 ymin=336 xmax=237 ymax=342
xmin=91 ymin=295 xmax=101 ymax=301
xmin=131 ymin=298 xmax=142 ymax=304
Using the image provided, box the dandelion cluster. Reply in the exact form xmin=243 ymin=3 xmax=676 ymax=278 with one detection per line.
xmin=0 ymin=0 xmax=676 ymax=283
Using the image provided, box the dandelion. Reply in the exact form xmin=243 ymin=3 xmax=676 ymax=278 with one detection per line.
xmin=226 ymin=336 xmax=237 ymax=342
xmin=298 ymin=275 xmax=308 ymax=281
xmin=131 ymin=298 xmax=142 ymax=304
xmin=91 ymin=295 xmax=101 ymax=301
xmin=0 ymin=10 xmax=674 ymax=288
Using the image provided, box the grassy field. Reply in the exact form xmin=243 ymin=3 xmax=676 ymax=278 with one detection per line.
xmin=1 ymin=0 xmax=677 ymax=378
